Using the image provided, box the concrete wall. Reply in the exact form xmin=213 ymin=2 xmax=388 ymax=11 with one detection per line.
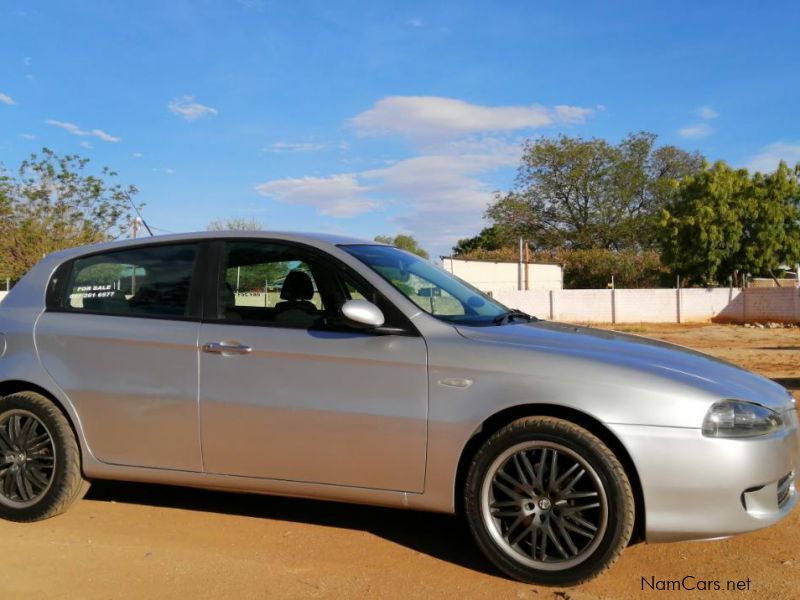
xmin=0 ymin=291 xmax=6 ymax=304
xmin=442 ymin=257 xmax=563 ymax=291
xmin=493 ymin=287 xmax=800 ymax=324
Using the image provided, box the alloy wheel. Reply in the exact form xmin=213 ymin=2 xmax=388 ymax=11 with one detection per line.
xmin=480 ymin=441 xmax=608 ymax=570
xmin=0 ymin=410 xmax=57 ymax=508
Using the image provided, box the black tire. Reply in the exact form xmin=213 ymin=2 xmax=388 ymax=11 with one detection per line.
xmin=464 ymin=416 xmax=634 ymax=586
xmin=0 ymin=391 xmax=90 ymax=522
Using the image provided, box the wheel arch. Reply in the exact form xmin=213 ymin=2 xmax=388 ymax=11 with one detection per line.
xmin=454 ymin=403 xmax=646 ymax=544
xmin=0 ymin=379 xmax=85 ymax=466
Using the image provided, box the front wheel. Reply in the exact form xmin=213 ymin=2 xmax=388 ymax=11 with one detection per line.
xmin=0 ymin=391 xmax=90 ymax=522
xmin=464 ymin=416 xmax=634 ymax=586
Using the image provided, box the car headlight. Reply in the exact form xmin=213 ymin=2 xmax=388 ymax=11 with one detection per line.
xmin=702 ymin=399 xmax=783 ymax=438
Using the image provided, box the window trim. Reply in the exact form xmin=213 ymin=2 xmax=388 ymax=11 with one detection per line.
xmin=202 ymin=238 xmax=421 ymax=336
xmin=45 ymin=240 xmax=206 ymax=323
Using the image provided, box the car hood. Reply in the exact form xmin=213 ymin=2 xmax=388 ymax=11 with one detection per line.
xmin=455 ymin=320 xmax=795 ymax=412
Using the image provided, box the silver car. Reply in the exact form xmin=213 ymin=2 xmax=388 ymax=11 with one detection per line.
xmin=0 ymin=231 xmax=797 ymax=585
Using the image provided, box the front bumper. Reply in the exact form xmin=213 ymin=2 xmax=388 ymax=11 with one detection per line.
xmin=609 ymin=409 xmax=799 ymax=543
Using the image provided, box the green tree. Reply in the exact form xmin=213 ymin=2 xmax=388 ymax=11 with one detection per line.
xmin=0 ymin=148 xmax=138 ymax=281
xmin=452 ymin=224 xmax=513 ymax=255
xmin=374 ymin=234 xmax=429 ymax=259
xmin=659 ymin=161 xmax=800 ymax=285
xmin=207 ymin=217 xmax=264 ymax=231
xmin=740 ymin=163 xmax=800 ymax=281
xmin=487 ymin=132 xmax=703 ymax=250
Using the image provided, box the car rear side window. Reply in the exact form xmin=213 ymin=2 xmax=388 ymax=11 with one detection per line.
xmin=62 ymin=244 xmax=198 ymax=318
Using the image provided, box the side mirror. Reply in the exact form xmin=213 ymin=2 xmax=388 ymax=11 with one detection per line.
xmin=341 ymin=299 xmax=385 ymax=329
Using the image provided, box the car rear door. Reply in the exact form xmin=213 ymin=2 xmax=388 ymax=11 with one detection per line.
xmin=197 ymin=239 xmax=429 ymax=492
xmin=35 ymin=241 xmax=204 ymax=472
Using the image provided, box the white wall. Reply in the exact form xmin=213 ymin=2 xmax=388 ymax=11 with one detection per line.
xmin=442 ymin=258 xmax=563 ymax=291
xmin=493 ymin=287 xmax=799 ymax=324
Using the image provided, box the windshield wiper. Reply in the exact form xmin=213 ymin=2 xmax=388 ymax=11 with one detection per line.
xmin=492 ymin=309 xmax=536 ymax=325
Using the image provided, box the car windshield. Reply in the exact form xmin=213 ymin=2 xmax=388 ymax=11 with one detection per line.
xmin=343 ymin=244 xmax=514 ymax=325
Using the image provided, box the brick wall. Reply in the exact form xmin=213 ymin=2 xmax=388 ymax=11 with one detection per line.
xmin=738 ymin=287 xmax=799 ymax=322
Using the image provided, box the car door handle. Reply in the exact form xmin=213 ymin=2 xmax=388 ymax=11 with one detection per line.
xmin=201 ymin=341 xmax=253 ymax=356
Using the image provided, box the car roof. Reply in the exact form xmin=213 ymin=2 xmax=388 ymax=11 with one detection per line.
xmin=47 ymin=230 xmax=384 ymax=261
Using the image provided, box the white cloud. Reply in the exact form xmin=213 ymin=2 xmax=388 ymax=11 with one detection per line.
xmin=254 ymin=139 xmax=519 ymax=255
xmin=19 ymin=133 xmax=36 ymax=140
xmin=350 ymin=96 xmax=595 ymax=141
xmin=268 ymin=141 xmax=325 ymax=153
xmin=677 ymin=123 xmax=714 ymax=139
xmin=407 ymin=18 xmax=423 ymax=27
xmin=168 ymin=95 xmax=218 ymax=121
xmin=364 ymin=143 xmax=521 ymax=254
xmin=746 ymin=142 xmax=800 ymax=173
xmin=255 ymin=174 xmax=379 ymax=217
xmin=694 ymin=106 xmax=718 ymax=119
xmin=132 ymin=152 xmax=143 ymax=158
xmin=257 ymin=95 xmax=595 ymax=255
xmin=79 ymin=140 xmax=92 ymax=149
xmin=44 ymin=119 xmax=122 ymax=142
xmin=364 ymin=148 xmax=516 ymax=211
xmin=0 ymin=92 xmax=16 ymax=105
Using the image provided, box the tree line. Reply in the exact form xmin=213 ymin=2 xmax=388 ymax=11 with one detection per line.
xmin=454 ymin=132 xmax=800 ymax=287
xmin=3 ymin=138 xmax=797 ymax=289
xmin=1 ymin=149 xmax=139 ymax=282
xmin=0 ymin=150 xmax=431 ymax=284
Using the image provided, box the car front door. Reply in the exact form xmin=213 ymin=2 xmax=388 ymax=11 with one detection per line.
xmin=36 ymin=242 xmax=203 ymax=472
xmin=198 ymin=240 xmax=428 ymax=492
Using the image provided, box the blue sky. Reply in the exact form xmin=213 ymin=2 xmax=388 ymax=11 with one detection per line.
xmin=2 ymin=1 xmax=799 ymax=257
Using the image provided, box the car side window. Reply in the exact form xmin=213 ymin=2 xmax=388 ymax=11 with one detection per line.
xmin=215 ymin=240 xmax=415 ymax=334
xmin=217 ymin=241 xmax=331 ymax=329
xmin=63 ymin=244 xmax=197 ymax=318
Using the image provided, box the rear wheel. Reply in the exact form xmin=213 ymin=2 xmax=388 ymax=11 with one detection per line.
xmin=0 ymin=391 xmax=89 ymax=522
xmin=464 ymin=416 xmax=634 ymax=585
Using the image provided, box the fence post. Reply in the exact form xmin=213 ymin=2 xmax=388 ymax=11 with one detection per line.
xmin=742 ymin=287 xmax=747 ymax=323
xmin=611 ymin=288 xmax=616 ymax=324
xmin=549 ymin=289 xmax=555 ymax=320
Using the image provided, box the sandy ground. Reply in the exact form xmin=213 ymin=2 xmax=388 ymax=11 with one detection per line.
xmin=1 ymin=324 xmax=798 ymax=599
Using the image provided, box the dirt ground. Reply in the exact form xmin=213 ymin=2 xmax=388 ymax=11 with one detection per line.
xmin=1 ymin=324 xmax=798 ymax=599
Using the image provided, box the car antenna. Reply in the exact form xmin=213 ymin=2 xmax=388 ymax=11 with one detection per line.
xmin=127 ymin=194 xmax=154 ymax=237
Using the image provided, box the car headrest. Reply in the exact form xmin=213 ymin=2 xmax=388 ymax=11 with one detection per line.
xmin=280 ymin=270 xmax=314 ymax=301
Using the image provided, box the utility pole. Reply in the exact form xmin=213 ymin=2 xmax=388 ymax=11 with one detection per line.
xmin=131 ymin=217 xmax=142 ymax=239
